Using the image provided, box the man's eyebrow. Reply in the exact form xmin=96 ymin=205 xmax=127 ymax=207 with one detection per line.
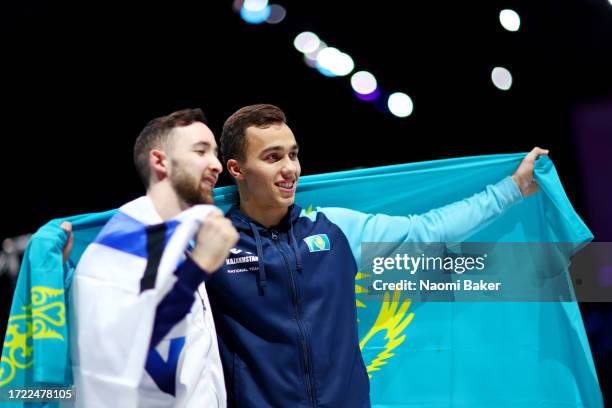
xmin=260 ymin=145 xmax=283 ymax=155
xmin=260 ymin=144 xmax=299 ymax=155
xmin=193 ymin=141 xmax=219 ymax=154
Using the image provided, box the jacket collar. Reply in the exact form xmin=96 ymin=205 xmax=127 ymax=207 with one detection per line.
xmin=227 ymin=204 xmax=302 ymax=234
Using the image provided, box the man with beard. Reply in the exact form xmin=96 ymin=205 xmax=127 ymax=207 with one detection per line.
xmin=69 ymin=108 xmax=238 ymax=407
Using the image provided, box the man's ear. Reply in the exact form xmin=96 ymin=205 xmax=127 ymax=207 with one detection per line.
xmin=227 ymin=159 xmax=244 ymax=181
xmin=149 ymin=149 xmax=169 ymax=181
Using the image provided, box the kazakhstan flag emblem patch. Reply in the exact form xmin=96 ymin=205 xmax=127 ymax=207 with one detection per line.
xmin=303 ymin=234 xmax=330 ymax=252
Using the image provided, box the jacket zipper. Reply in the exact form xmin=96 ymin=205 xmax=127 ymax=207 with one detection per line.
xmin=271 ymin=230 xmax=317 ymax=407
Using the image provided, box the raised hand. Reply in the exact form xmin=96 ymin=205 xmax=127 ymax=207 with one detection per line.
xmin=512 ymin=147 xmax=549 ymax=197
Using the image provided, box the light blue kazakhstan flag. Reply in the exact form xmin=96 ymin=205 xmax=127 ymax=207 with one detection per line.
xmin=1 ymin=153 xmax=602 ymax=407
xmin=0 ymin=210 xmax=116 ymax=407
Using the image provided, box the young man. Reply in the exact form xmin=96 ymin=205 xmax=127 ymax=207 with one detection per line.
xmin=206 ymin=104 xmax=548 ymax=407
xmin=70 ymin=109 xmax=238 ymax=407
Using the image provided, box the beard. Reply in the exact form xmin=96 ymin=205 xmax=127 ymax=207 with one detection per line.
xmin=169 ymin=160 xmax=214 ymax=206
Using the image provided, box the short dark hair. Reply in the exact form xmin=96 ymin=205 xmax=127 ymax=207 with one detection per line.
xmin=133 ymin=108 xmax=207 ymax=188
xmin=220 ymin=104 xmax=286 ymax=163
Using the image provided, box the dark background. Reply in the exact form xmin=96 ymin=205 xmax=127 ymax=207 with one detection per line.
xmin=1 ymin=0 xmax=611 ymax=402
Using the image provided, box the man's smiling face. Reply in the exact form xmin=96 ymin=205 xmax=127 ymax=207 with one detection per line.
xmin=238 ymin=122 xmax=301 ymax=209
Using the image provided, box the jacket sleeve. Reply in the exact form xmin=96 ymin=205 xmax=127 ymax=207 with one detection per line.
xmin=318 ymin=176 xmax=523 ymax=267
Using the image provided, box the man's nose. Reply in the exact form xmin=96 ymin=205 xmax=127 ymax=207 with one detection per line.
xmin=210 ymin=156 xmax=223 ymax=174
xmin=281 ymin=158 xmax=298 ymax=176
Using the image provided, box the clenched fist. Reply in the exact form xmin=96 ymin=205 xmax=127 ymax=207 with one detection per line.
xmin=189 ymin=209 xmax=239 ymax=274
